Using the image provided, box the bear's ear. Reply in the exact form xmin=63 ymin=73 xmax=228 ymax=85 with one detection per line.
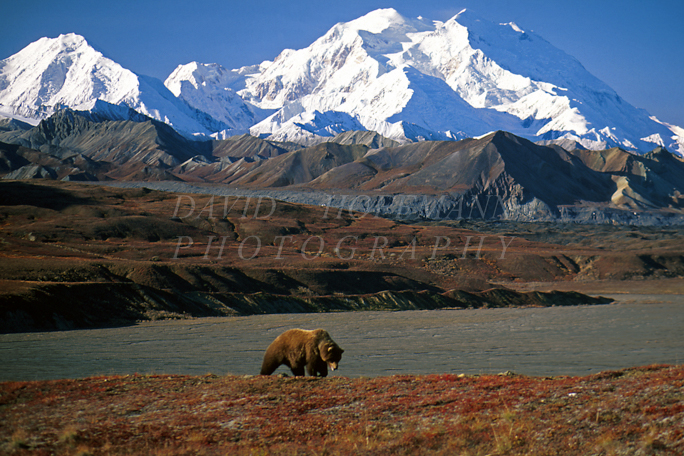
xmin=340 ymin=349 xmax=344 ymax=353
xmin=328 ymin=346 xmax=334 ymax=353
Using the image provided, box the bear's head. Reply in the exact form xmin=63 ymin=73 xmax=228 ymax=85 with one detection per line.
xmin=321 ymin=343 xmax=344 ymax=371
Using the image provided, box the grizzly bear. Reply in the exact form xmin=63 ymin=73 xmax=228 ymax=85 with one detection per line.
xmin=260 ymin=328 xmax=344 ymax=377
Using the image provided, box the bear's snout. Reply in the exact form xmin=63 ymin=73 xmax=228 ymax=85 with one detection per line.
xmin=328 ymin=361 xmax=338 ymax=371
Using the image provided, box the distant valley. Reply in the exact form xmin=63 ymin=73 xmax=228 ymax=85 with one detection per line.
xmin=4 ymin=180 xmax=684 ymax=332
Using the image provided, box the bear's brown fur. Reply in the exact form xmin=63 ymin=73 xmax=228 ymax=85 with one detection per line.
xmin=260 ymin=328 xmax=344 ymax=377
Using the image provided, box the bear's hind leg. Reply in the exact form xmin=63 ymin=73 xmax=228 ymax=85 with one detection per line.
xmin=291 ymin=366 xmax=305 ymax=377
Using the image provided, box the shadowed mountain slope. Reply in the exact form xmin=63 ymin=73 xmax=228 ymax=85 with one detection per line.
xmin=213 ymin=142 xmax=371 ymax=187
xmin=329 ymin=130 xmax=401 ymax=149
xmin=3 ymin=110 xmax=212 ymax=168
xmin=211 ymin=133 xmax=295 ymax=159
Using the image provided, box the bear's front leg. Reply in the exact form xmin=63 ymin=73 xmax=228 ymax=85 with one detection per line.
xmin=306 ymin=361 xmax=327 ymax=377
xmin=291 ymin=366 xmax=306 ymax=377
xmin=317 ymin=364 xmax=328 ymax=377
xmin=308 ymin=360 xmax=328 ymax=377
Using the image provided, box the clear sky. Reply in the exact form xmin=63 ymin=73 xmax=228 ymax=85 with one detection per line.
xmin=2 ymin=0 xmax=683 ymax=127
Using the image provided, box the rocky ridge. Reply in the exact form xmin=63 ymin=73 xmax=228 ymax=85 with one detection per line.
xmin=2 ymin=108 xmax=684 ymax=223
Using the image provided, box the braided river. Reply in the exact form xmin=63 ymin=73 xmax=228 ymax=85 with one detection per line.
xmin=2 ymin=294 xmax=682 ymax=380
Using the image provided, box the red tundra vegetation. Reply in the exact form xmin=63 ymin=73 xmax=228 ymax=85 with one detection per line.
xmin=1 ymin=364 xmax=682 ymax=455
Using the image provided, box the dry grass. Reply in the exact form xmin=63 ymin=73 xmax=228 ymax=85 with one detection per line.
xmin=1 ymin=365 xmax=682 ymax=455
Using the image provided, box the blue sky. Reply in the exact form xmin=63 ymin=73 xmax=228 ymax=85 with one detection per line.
xmin=2 ymin=0 xmax=683 ymax=127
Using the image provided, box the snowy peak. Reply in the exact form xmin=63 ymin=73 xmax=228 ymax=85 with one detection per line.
xmin=343 ymin=7 xmax=432 ymax=36
xmin=164 ymin=62 xmax=268 ymax=136
xmin=166 ymin=62 xmax=231 ymax=93
xmin=346 ymin=8 xmax=407 ymax=31
xmin=0 ymin=33 xmax=138 ymax=117
xmin=0 ymin=33 xmax=222 ymax=137
xmin=24 ymin=33 xmax=90 ymax=60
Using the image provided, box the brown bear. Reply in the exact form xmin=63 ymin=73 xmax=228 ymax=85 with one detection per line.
xmin=260 ymin=328 xmax=344 ymax=377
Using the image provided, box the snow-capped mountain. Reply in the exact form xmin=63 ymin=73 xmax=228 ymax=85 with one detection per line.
xmin=0 ymin=33 xmax=226 ymax=137
xmin=227 ymin=8 xmax=682 ymax=153
xmin=163 ymin=8 xmax=682 ymax=153
xmin=1 ymin=10 xmax=683 ymax=155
